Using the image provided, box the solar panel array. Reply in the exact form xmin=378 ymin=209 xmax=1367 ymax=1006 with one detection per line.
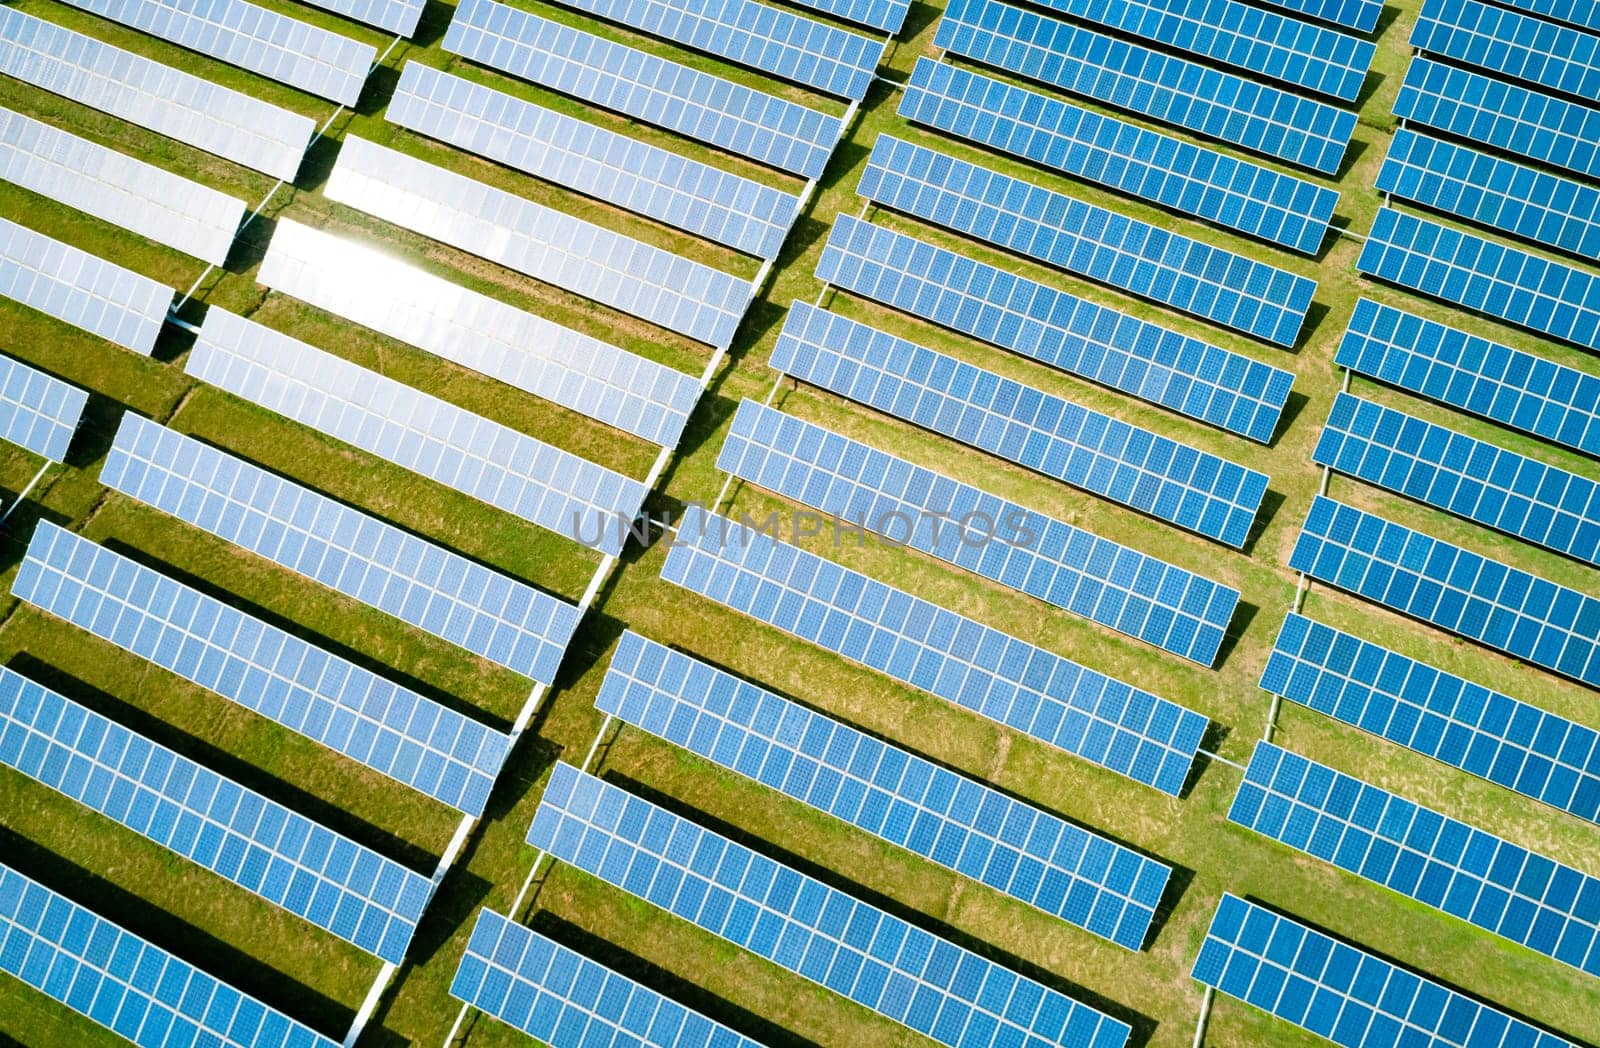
xmin=789 ymin=0 xmax=908 ymax=32
xmin=718 ymin=399 xmax=1240 ymax=665
xmin=0 ymin=353 xmax=87 ymax=463
xmin=597 ymin=630 xmax=1173 ymax=948
xmin=185 ymin=307 xmax=648 ymax=558
xmin=1289 ymin=496 xmax=1600 ymax=687
xmin=1232 ymin=741 xmax=1600 ymax=978
xmin=0 ymin=665 xmax=429 ymax=964
xmin=258 ymin=219 xmax=700 ymax=448
xmin=1497 ymin=0 xmax=1600 ymax=32
xmin=815 ymin=216 xmax=1293 ymax=443
xmin=1193 ymin=893 xmax=1578 ymax=1048
xmin=325 ymin=136 xmax=750 ymax=347
xmin=0 ymin=217 xmax=172 ymax=356
xmin=1412 ymin=0 xmax=1600 ymax=102
xmin=304 ymin=0 xmax=424 ymax=36
xmin=935 ymin=0 xmax=1358 ymax=174
xmin=771 ymin=301 xmax=1271 ymax=548
xmin=1263 ymin=613 xmax=1600 ymax=825
xmin=13 ymin=521 xmax=511 ymax=816
xmin=1255 ymin=0 xmax=1382 ymax=32
xmin=861 ymin=135 xmax=1317 ymax=345
xmin=529 ymin=762 xmax=1135 ymax=1048
xmin=661 ymin=507 xmax=1209 ymax=795
xmin=0 ymin=861 xmax=341 ymax=1048
xmin=900 ymin=60 xmax=1340 ymax=255
xmin=0 ymin=8 xmax=315 ymax=182
xmin=443 ymin=0 xmax=841 ymax=180
xmin=388 ymin=62 xmax=800 ymax=260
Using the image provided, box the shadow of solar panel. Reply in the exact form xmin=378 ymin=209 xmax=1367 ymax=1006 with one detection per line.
xmin=1337 ymin=298 xmax=1600 ymax=459
xmin=1194 ymin=894 xmax=1579 ymax=1047
xmin=303 ymin=0 xmax=423 ymax=35
xmin=862 ymin=136 xmax=1317 ymax=344
xmin=185 ymin=307 xmax=648 ymax=558
xmin=443 ymin=0 xmax=840 ymax=179
xmin=901 ymin=60 xmax=1338 ymax=254
xmin=661 ymin=507 xmax=1209 ymax=794
xmin=719 ymin=400 xmax=1239 ymax=664
xmin=816 ymin=216 xmax=1292 ymax=442
xmin=0 ymin=8 xmax=314 ymax=182
xmin=937 ymin=0 xmax=1358 ymax=173
xmin=1496 ymin=0 xmax=1600 ymax=31
xmin=529 ymin=762 xmax=1135 ymax=1048
xmin=13 ymin=523 xmax=512 ymax=814
xmin=0 ymin=665 xmax=430 ymax=963
xmin=1232 ymin=741 xmax=1600 ymax=978
xmin=1254 ymin=0 xmax=1381 ymax=31
xmin=598 ymin=630 xmax=1173 ymax=947
xmin=0 ymin=353 xmax=87 ymax=462
xmin=1413 ymin=0 xmax=1600 ymax=103
xmin=0 ymin=218 xmax=172 ymax=355
xmin=1264 ymin=613 xmax=1600 ymax=825
xmin=1288 ymin=496 xmax=1600 ymax=688
xmin=0 ymin=861 xmax=341 ymax=1048
xmin=1358 ymin=208 xmax=1600 ymax=353
xmin=787 ymin=0 xmax=908 ymax=32
xmin=771 ymin=301 xmax=1270 ymax=547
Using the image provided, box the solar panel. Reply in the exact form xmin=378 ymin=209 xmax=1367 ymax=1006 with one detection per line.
xmin=388 ymin=63 xmax=800 ymax=260
xmin=0 ymin=665 xmax=429 ymax=964
xmin=529 ymin=762 xmax=1135 ymax=1048
xmin=443 ymin=0 xmax=840 ymax=180
xmin=1412 ymin=0 xmax=1600 ymax=103
xmin=1336 ymin=298 xmax=1600 ymax=460
xmin=258 ymin=218 xmax=700 ymax=448
xmin=0 ymin=860 xmax=341 ymax=1048
xmin=0 ymin=9 xmax=314 ymax=183
xmin=1314 ymin=392 xmax=1600 ymax=567
xmin=718 ymin=399 xmax=1240 ymax=665
xmin=1263 ymin=613 xmax=1600 ymax=826
xmin=1232 ymin=741 xmax=1600 ymax=978
xmin=935 ymin=0 xmax=1359 ymax=173
xmin=861 ymin=135 xmax=1318 ymax=344
xmin=815 ymin=216 xmax=1293 ymax=443
xmin=1494 ymin=0 xmax=1600 ymax=32
xmin=786 ymin=0 xmax=908 ymax=33
xmin=1194 ymin=893 xmax=1579 ymax=1048
xmin=900 ymin=60 xmax=1339 ymax=254
xmin=302 ymin=0 xmax=423 ymax=36
xmin=1288 ymin=496 xmax=1600 ymax=689
xmin=1393 ymin=57 xmax=1600 ymax=181
xmin=452 ymin=909 xmax=769 ymax=1048
xmin=662 ymin=507 xmax=1209 ymax=795
xmin=53 ymin=0 xmax=375 ymax=106
xmin=598 ymin=630 xmax=1174 ymax=948
xmin=13 ymin=522 xmax=512 ymax=816
xmin=100 ymin=414 xmax=582 ymax=684
xmin=0 ymin=107 xmax=245 ymax=265
xmin=549 ymin=0 xmax=883 ymax=100
xmin=0 ymin=218 xmax=172 ymax=356
xmin=1252 ymin=0 xmax=1381 ymax=32
xmin=1376 ymin=129 xmax=1600 ymax=262
xmin=325 ymin=136 xmax=750 ymax=348
xmin=184 ymin=307 xmax=648 ymax=558
xmin=0 ymin=353 xmax=87 ymax=462
xmin=770 ymin=301 xmax=1271 ymax=549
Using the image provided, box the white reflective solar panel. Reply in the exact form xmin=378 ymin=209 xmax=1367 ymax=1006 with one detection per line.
xmin=0 ymin=353 xmax=86 ymax=462
xmin=302 ymin=0 xmax=424 ymax=36
xmin=0 ymin=218 xmax=172 ymax=355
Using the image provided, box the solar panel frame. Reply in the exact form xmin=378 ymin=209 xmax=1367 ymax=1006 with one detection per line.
xmin=1412 ymin=0 xmax=1600 ymax=103
xmin=0 ymin=353 xmax=87 ymax=463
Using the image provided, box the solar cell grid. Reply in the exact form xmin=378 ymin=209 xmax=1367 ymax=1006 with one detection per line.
xmin=1496 ymin=0 xmax=1600 ymax=32
xmin=0 ymin=353 xmax=87 ymax=463
xmin=1412 ymin=0 xmax=1600 ymax=103
xmin=1253 ymin=0 xmax=1381 ymax=32
xmin=787 ymin=0 xmax=908 ymax=32
xmin=302 ymin=0 xmax=424 ymax=36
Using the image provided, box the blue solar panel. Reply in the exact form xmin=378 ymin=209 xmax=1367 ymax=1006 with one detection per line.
xmin=529 ymin=762 xmax=1134 ymax=1048
xmin=0 ymin=353 xmax=86 ymax=462
xmin=1393 ymin=57 xmax=1600 ymax=181
xmin=1494 ymin=0 xmax=1600 ymax=32
xmin=787 ymin=0 xmax=908 ymax=32
xmin=443 ymin=0 xmax=841 ymax=180
xmin=1253 ymin=0 xmax=1381 ymax=32
xmin=1194 ymin=894 xmax=1579 ymax=1048
xmin=0 ymin=665 xmax=429 ymax=964
xmin=0 ymin=861 xmax=340 ymax=1048
xmin=661 ymin=507 xmax=1209 ymax=795
xmin=452 ymin=909 xmax=769 ymax=1048
xmin=1264 ymin=613 xmax=1600 ymax=826
xmin=1336 ymin=298 xmax=1600 ymax=459
xmin=935 ymin=0 xmax=1359 ymax=172
xmin=770 ymin=301 xmax=1271 ymax=548
xmin=1358 ymin=207 xmax=1600 ymax=354
xmin=1412 ymin=0 xmax=1600 ymax=102
xmin=1314 ymin=393 xmax=1600 ymax=566
xmin=1377 ymin=130 xmax=1600 ymax=262
xmin=815 ymin=216 xmax=1292 ymax=443
xmin=1288 ymin=496 xmax=1600 ymax=688
xmin=598 ymin=630 xmax=1173 ymax=948
xmin=100 ymin=414 xmax=581 ymax=685
xmin=1232 ymin=741 xmax=1600 ymax=978
xmin=13 ymin=522 xmax=511 ymax=816
xmin=719 ymin=400 xmax=1239 ymax=665
xmin=861 ymin=136 xmax=1317 ymax=345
